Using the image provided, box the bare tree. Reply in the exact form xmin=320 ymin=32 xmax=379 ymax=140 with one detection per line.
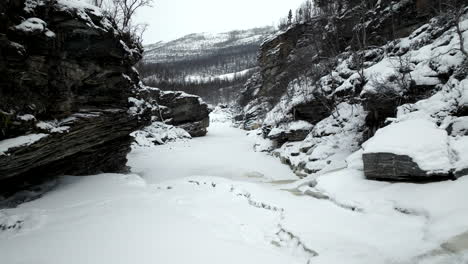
xmin=430 ymin=1 xmax=467 ymax=57
xmin=88 ymin=0 xmax=153 ymax=43
xmin=92 ymin=0 xmax=104 ymax=8
xmin=111 ymin=0 xmax=153 ymax=31
xmin=454 ymin=8 xmax=467 ymax=58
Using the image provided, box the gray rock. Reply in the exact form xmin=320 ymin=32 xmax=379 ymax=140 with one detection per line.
xmin=136 ymin=88 xmax=210 ymax=137
xmin=178 ymin=117 xmax=210 ymax=137
xmin=363 ymin=152 xmax=451 ymax=182
xmin=446 ymin=117 xmax=468 ymax=136
xmin=0 ymin=0 xmax=147 ymax=192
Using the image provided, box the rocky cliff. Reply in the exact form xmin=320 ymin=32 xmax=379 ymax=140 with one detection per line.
xmin=0 ymin=0 xmax=209 ymax=193
xmin=237 ymin=0 xmax=468 ymax=182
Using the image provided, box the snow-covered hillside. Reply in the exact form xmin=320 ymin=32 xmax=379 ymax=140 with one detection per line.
xmin=138 ymin=27 xmax=275 ymax=105
xmin=143 ymin=27 xmax=274 ymax=64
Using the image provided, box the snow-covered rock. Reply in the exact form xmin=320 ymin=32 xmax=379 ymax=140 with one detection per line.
xmin=451 ymin=136 xmax=468 ymax=178
xmin=362 ymin=119 xmax=452 ymax=181
xmin=134 ymin=86 xmax=211 ymax=137
xmin=267 ymin=120 xmax=313 ymax=145
xmin=238 ymin=4 xmax=468 ymax=181
xmin=0 ymin=134 xmax=48 ymax=156
xmin=131 ymin=122 xmax=191 ymax=147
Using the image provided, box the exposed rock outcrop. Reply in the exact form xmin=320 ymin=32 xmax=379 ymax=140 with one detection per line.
xmin=362 ymin=153 xmax=451 ymax=181
xmin=362 ymin=119 xmax=454 ymax=181
xmin=237 ymin=1 xmax=468 ymax=181
xmin=0 ymin=0 xmax=147 ymax=191
xmin=132 ymin=87 xmax=211 ymax=137
xmin=266 ymin=120 xmax=313 ymax=146
xmin=0 ymin=0 xmax=210 ymax=193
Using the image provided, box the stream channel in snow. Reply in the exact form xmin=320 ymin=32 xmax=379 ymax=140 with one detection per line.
xmin=1 ymin=113 xmax=468 ymax=264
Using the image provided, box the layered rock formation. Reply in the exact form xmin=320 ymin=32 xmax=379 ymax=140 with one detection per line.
xmin=362 ymin=119 xmax=453 ymax=181
xmin=238 ymin=0 xmax=435 ymax=131
xmin=237 ymin=1 xmax=468 ymax=182
xmin=0 ymin=0 xmax=146 ymax=191
xmin=132 ymin=87 xmax=211 ymax=137
xmin=0 ymin=0 xmax=210 ymax=193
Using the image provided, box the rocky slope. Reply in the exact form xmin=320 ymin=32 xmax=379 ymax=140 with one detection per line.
xmin=0 ymin=0 xmax=209 ymax=194
xmin=237 ymin=0 xmax=468 ymax=182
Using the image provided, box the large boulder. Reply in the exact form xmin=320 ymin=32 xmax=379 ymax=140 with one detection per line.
xmin=267 ymin=120 xmax=313 ymax=146
xmin=0 ymin=0 xmax=146 ymax=192
xmin=132 ymin=87 xmax=210 ymax=137
xmin=362 ymin=119 xmax=452 ymax=181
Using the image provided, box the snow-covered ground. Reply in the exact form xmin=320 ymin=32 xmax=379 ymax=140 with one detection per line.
xmin=1 ymin=113 xmax=468 ymax=264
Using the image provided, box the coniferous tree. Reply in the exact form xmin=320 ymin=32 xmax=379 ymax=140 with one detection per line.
xmin=287 ymin=9 xmax=293 ymax=25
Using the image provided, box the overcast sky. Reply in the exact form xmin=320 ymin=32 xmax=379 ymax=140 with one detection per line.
xmin=134 ymin=0 xmax=305 ymax=45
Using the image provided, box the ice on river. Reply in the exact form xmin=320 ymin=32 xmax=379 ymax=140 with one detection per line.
xmin=1 ymin=114 xmax=468 ymax=264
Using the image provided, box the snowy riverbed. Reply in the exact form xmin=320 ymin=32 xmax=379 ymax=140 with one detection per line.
xmin=1 ymin=116 xmax=468 ymax=264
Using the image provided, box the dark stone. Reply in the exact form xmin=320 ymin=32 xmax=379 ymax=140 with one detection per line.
xmin=446 ymin=117 xmax=468 ymax=136
xmin=455 ymin=168 xmax=468 ymax=179
xmin=135 ymin=88 xmax=211 ymax=137
xmin=0 ymin=0 xmax=147 ymax=192
xmin=292 ymin=101 xmax=331 ymax=125
xmin=267 ymin=124 xmax=312 ymax=147
xmin=178 ymin=117 xmax=210 ymax=137
xmin=159 ymin=91 xmax=210 ymax=126
xmin=363 ymin=152 xmax=451 ymax=182
xmin=233 ymin=114 xmax=244 ymax=122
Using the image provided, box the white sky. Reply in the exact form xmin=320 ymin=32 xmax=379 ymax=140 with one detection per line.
xmin=134 ymin=0 xmax=305 ymax=44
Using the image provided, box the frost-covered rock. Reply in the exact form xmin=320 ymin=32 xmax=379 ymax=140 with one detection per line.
xmin=133 ymin=86 xmax=211 ymax=137
xmin=267 ymin=120 xmax=313 ymax=145
xmin=271 ymin=103 xmax=366 ymax=176
xmin=131 ymin=122 xmax=191 ymax=147
xmin=447 ymin=116 xmax=468 ymax=136
xmin=238 ymin=4 xmax=468 ymax=181
xmin=13 ymin=17 xmax=47 ymax=35
xmin=362 ymin=119 xmax=452 ymax=181
xmin=0 ymin=134 xmax=48 ymax=156
xmin=210 ymin=105 xmax=234 ymax=123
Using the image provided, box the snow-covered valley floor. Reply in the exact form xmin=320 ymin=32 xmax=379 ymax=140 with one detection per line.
xmin=1 ymin=118 xmax=468 ymax=264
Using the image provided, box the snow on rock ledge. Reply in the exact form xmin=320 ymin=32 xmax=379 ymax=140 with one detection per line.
xmin=131 ymin=122 xmax=191 ymax=147
xmin=267 ymin=120 xmax=313 ymax=146
xmin=0 ymin=134 xmax=48 ymax=156
xmin=362 ymin=119 xmax=452 ymax=181
xmin=133 ymin=86 xmax=211 ymax=137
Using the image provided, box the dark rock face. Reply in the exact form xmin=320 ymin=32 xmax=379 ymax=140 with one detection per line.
xmin=158 ymin=91 xmax=210 ymax=130
xmin=292 ymin=101 xmax=331 ymax=125
xmin=134 ymin=87 xmax=211 ymax=137
xmin=256 ymin=24 xmax=309 ymax=102
xmin=0 ymin=0 xmax=146 ymax=192
xmin=363 ymin=152 xmax=451 ymax=182
xmin=267 ymin=128 xmax=311 ymax=147
xmin=362 ymin=93 xmax=401 ymax=139
xmin=178 ymin=118 xmax=210 ymax=137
